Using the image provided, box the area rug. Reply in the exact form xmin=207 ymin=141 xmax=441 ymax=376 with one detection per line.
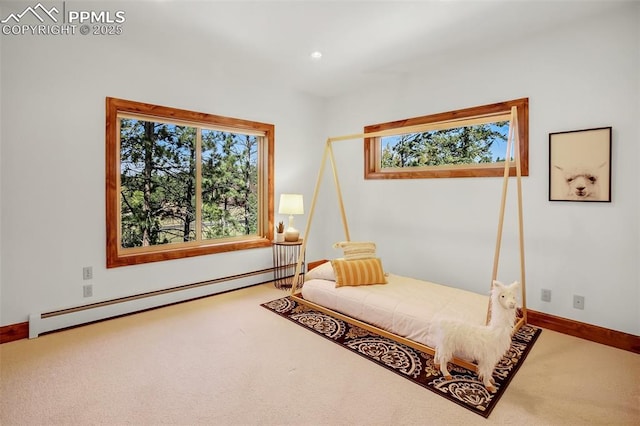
xmin=261 ymin=296 xmax=541 ymax=418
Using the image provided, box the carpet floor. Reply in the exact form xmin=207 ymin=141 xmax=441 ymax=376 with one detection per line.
xmin=2 ymin=283 xmax=638 ymax=425
xmin=262 ymin=296 xmax=541 ymax=418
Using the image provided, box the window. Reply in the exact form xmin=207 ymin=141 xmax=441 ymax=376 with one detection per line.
xmin=106 ymin=97 xmax=274 ymax=268
xmin=364 ymin=98 xmax=528 ymax=179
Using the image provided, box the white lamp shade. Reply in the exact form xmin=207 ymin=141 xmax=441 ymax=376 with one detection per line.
xmin=278 ymin=194 xmax=304 ymax=215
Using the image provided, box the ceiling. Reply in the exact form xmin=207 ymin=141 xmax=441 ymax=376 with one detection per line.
xmin=144 ymin=1 xmax=624 ymax=98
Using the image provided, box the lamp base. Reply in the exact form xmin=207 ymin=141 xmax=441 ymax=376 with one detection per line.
xmin=284 ymin=228 xmax=299 ymax=242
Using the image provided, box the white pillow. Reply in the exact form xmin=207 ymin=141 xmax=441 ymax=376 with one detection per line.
xmin=305 ymin=261 xmax=336 ymax=281
xmin=333 ymin=241 xmax=377 ymax=260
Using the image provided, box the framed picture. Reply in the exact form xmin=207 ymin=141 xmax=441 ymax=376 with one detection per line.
xmin=549 ymin=127 xmax=612 ymax=202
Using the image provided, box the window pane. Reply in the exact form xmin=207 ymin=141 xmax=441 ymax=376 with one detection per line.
xmin=380 ymin=121 xmax=510 ymax=169
xmin=201 ymin=129 xmax=258 ymax=240
xmin=120 ymin=118 xmax=196 ymax=248
xmin=364 ymin=98 xmax=528 ymax=179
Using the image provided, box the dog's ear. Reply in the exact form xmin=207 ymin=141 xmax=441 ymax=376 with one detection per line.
xmin=492 ymin=280 xmax=505 ymax=290
xmin=509 ymin=281 xmax=520 ymax=290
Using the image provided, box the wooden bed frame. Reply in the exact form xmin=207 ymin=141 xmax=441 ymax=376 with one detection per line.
xmin=287 ymin=107 xmax=527 ymax=371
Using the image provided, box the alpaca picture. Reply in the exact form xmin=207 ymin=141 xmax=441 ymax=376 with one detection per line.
xmin=549 ymin=126 xmax=612 ymax=202
xmin=432 ymin=280 xmax=519 ymax=393
xmin=554 ymin=162 xmax=606 ymax=201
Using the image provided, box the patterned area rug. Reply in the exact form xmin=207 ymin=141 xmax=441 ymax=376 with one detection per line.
xmin=261 ymin=296 xmax=541 ymax=418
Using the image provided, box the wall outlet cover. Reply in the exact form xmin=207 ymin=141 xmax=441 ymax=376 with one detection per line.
xmin=83 ymin=284 xmax=93 ymax=298
xmin=541 ymin=289 xmax=551 ymax=302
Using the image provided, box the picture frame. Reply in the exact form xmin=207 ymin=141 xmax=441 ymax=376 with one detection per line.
xmin=549 ymin=126 xmax=612 ymax=202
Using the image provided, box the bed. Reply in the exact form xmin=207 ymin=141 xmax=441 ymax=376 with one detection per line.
xmin=295 ymin=258 xmax=523 ymax=370
xmin=303 ymin=271 xmax=489 ymax=349
xmin=286 ymin=106 xmax=527 ymax=371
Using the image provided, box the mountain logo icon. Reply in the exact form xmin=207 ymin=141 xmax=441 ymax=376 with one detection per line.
xmin=1 ymin=3 xmax=59 ymax=24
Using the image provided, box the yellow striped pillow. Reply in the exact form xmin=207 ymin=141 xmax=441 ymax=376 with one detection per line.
xmin=331 ymin=258 xmax=387 ymax=287
xmin=333 ymin=241 xmax=377 ymax=260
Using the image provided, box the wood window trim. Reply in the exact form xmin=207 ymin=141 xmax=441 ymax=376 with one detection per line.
xmin=105 ymin=97 xmax=274 ymax=268
xmin=364 ymin=98 xmax=529 ymax=179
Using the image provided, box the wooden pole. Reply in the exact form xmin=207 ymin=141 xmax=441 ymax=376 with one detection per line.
xmin=327 ymin=113 xmax=511 ymax=143
xmin=290 ymin=140 xmax=331 ymax=295
xmin=487 ymin=109 xmax=516 ymax=324
xmin=328 ymin=142 xmax=351 ymax=242
xmin=512 ymin=107 xmax=528 ymax=322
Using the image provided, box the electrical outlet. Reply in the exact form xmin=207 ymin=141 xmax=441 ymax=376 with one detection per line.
xmin=573 ymin=295 xmax=585 ymax=310
xmin=83 ymin=284 xmax=93 ymax=298
xmin=541 ymin=289 xmax=551 ymax=302
xmin=82 ymin=266 xmax=93 ymax=280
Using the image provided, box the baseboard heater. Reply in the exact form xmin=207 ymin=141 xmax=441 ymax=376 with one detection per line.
xmin=28 ymin=267 xmax=274 ymax=339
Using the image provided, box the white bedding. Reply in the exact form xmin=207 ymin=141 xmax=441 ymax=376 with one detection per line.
xmin=301 ymin=273 xmax=489 ymax=349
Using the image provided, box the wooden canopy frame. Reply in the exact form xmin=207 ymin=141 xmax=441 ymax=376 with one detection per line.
xmin=287 ymin=107 xmax=527 ymax=371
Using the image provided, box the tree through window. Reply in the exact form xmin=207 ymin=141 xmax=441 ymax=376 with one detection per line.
xmin=380 ymin=121 xmax=510 ymax=168
xmin=106 ymin=98 xmax=274 ymax=267
xmin=365 ymin=98 xmax=528 ymax=179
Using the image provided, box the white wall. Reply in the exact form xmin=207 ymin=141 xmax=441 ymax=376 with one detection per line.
xmin=313 ymin=4 xmax=639 ymax=335
xmin=0 ymin=4 xmax=323 ymax=326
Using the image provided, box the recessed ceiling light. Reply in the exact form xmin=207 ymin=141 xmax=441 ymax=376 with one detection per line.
xmin=310 ymin=51 xmax=322 ymax=60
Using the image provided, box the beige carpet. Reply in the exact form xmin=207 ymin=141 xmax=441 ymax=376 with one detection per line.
xmin=1 ymin=283 xmax=639 ymax=425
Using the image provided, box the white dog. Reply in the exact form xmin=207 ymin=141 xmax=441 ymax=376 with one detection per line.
xmin=433 ymin=281 xmax=520 ymax=393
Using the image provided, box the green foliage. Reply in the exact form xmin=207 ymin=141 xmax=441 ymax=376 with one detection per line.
xmin=381 ymin=122 xmax=508 ymax=168
xmin=201 ymin=130 xmax=258 ymax=239
xmin=119 ymin=118 xmax=258 ymax=248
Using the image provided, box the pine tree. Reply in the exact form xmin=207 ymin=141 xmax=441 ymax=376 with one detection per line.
xmin=381 ymin=122 xmax=508 ymax=168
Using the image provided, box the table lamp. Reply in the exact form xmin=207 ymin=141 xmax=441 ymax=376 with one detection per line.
xmin=278 ymin=194 xmax=304 ymax=242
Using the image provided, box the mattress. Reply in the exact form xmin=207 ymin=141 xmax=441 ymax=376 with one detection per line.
xmin=301 ymin=273 xmax=489 ymax=349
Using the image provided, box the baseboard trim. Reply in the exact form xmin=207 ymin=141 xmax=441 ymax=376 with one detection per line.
xmin=1 ymin=278 xmax=272 ymax=344
xmin=0 ymin=322 xmax=29 ymax=344
xmin=3 ymin=296 xmax=639 ymax=353
xmin=1 ymin=265 xmax=276 ymax=344
xmin=527 ymin=309 xmax=639 ymax=354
